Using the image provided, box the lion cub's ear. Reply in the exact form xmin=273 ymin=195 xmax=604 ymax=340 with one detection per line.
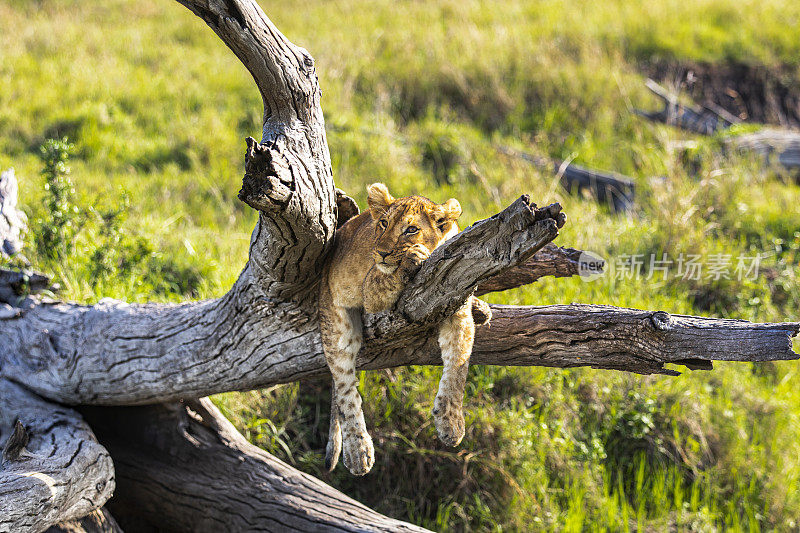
xmin=440 ymin=198 xmax=462 ymax=221
xmin=367 ymin=183 xmax=395 ymax=218
xmin=434 ymin=198 xmax=462 ymax=233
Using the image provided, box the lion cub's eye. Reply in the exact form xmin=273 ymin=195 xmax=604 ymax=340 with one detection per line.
xmin=404 ymin=225 xmax=419 ymax=235
xmin=378 ymin=219 xmax=388 ymax=230
xmin=436 ymin=219 xmax=447 ymax=232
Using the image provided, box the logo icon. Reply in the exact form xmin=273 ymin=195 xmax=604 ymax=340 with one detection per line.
xmin=577 ymin=251 xmax=605 ymax=281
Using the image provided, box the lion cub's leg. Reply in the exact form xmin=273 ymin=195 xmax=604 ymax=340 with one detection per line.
xmin=319 ymin=288 xmax=374 ymax=476
xmin=325 ymin=385 xmax=342 ymax=472
xmin=433 ymin=298 xmax=475 ymax=447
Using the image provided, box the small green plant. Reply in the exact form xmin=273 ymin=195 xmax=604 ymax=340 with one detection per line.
xmin=89 ymin=192 xmax=131 ymax=281
xmin=28 ymin=137 xmax=209 ymax=299
xmin=35 ymin=137 xmax=82 ymax=259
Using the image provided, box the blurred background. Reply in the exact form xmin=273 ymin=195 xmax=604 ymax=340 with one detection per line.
xmin=2 ymin=0 xmax=799 ymax=530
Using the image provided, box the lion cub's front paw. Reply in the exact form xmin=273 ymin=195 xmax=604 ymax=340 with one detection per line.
xmin=401 ymin=243 xmax=431 ymax=273
xmin=433 ymin=394 xmax=465 ymax=447
xmin=342 ymin=431 xmax=375 ymax=476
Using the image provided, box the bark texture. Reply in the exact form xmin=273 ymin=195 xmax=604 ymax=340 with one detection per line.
xmin=470 ymin=305 xmax=799 ymax=375
xmin=0 ymin=380 xmax=115 ymax=533
xmin=0 ymin=197 xmax=566 ymax=406
xmin=475 ymin=243 xmax=600 ymax=296
xmin=176 ymin=0 xmax=337 ymax=298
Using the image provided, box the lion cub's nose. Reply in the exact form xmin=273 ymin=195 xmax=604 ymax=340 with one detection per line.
xmin=377 ymin=250 xmax=391 ymax=260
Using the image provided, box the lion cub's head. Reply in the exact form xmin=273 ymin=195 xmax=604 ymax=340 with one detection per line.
xmin=366 ymin=183 xmax=461 ymax=273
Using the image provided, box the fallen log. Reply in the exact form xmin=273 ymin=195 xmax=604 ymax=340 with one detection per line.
xmin=726 ymin=129 xmax=800 ymax=174
xmin=636 ymin=79 xmax=800 ymax=177
xmin=498 ymin=146 xmax=635 ymax=212
xmin=635 ymin=78 xmax=740 ymax=135
xmin=79 ymin=398 xmax=429 ymax=533
xmin=0 ymin=196 xmax=564 ymax=406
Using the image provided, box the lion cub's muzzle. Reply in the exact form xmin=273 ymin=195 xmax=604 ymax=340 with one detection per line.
xmin=373 ymin=249 xmax=399 ymax=273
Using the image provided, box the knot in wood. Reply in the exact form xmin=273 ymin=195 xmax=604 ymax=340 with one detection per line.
xmin=239 ymin=137 xmax=294 ymax=211
xmin=650 ymin=311 xmax=672 ymax=330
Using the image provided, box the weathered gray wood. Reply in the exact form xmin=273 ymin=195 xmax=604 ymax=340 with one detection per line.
xmin=0 ymin=168 xmax=26 ymax=258
xmin=727 ymin=129 xmax=800 ymax=173
xmin=359 ymin=304 xmax=799 ymax=376
xmin=470 ymin=305 xmax=800 ymax=374
xmin=4 ymin=296 xmax=797 ymax=409
xmin=0 ymin=379 xmax=115 ymax=533
xmin=555 ymin=162 xmax=635 ymax=212
xmin=2 ymin=0 xmax=799 ymax=528
xmin=636 ymin=80 xmax=800 ymax=176
xmin=475 ymin=243 xmax=600 ymax=296
xmin=79 ymin=398 xmax=428 ymax=533
xmin=176 ymin=0 xmax=337 ymax=297
xmin=46 ymin=509 xmax=122 ymax=533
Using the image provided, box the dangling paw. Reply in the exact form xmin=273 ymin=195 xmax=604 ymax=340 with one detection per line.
xmin=342 ymin=430 xmax=375 ymax=476
xmin=433 ymin=393 xmax=465 ymax=447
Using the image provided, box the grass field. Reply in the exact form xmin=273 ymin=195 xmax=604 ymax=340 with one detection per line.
xmin=2 ymin=0 xmax=800 ymax=530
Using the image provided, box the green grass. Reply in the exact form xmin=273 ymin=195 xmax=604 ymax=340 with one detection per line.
xmin=2 ymin=0 xmax=800 ymax=530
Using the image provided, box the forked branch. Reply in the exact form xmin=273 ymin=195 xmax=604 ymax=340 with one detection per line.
xmin=0 ymin=197 xmax=564 ymax=405
xmin=178 ymin=0 xmax=337 ymax=291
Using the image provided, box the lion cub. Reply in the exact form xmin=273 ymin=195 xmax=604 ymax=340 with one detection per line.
xmin=319 ymin=183 xmax=475 ymax=475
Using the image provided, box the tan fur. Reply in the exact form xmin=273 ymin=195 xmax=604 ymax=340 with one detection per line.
xmin=319 ymin=183 xmax=475 ymax=475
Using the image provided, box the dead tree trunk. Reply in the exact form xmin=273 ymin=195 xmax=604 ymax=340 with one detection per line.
xmin=78 ymin=399 xmax=429 ymax=532
xmin=0 ymin=380 xmax=115 ymax=532
xmin=1 ymin=1 xmax=798 ymax=531
xmin=727 ymin=129 xmax=800 ymax=174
